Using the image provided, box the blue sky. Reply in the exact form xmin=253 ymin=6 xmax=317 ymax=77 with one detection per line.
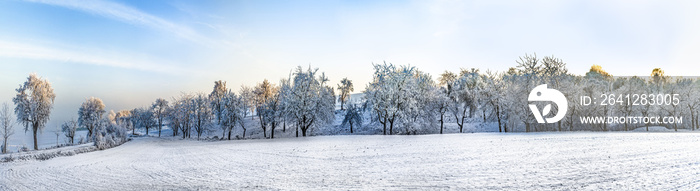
xmin=1 ymin=0 xmax=699 ymax=128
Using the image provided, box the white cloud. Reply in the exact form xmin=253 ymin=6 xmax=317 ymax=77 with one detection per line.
xmin=0 ymin=39 xmax=185 ymax=74
xmin=24 ymin=0 xmax=216 ymax=47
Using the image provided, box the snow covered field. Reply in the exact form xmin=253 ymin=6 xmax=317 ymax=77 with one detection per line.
xmin=1 ymin=132 xmax=699 ymax=190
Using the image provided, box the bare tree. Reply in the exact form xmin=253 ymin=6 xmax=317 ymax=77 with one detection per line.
xmin=1 ymin=103 xmax=15 ymax=153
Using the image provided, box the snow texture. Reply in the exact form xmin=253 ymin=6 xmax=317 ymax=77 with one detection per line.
xmin=1 ymin=132 xmax=699 ymax=190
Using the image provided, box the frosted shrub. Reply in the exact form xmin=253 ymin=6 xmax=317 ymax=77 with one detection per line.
xmin=93 ymin=119 xmax=129 ymax=150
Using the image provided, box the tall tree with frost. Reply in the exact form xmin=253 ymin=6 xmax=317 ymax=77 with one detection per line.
xmin=152 ymin=98 xmax=169 ymax=137
xmin=482 ymin=71 xmax=506 ymax=132
xmin=239 ymin=85 xmax=255 ymax=120
xmin=288 ymin=66 xmax=335 ymax=137
xmin=115 ymin=110 xmax=132 ymax=134
xmin=210 ymin=80 xmax=227 ymax=126
xmin=365 ymin=62 xmax=419 ymax=135
xmin=436 ymin=71 xmax=456 ymax=134
xmin=254 ymin=79 xmax=275 ymax=138
xmin=237 ymin=86 xmax=252 ymax=137
xmin=1 ymin=103 xmax=15 ymax=153
xmin=132 ymin=107 xmax=156 ymax=135
xmin=61 ymin=119 xmax=78 ymax=145
xmin=337 ymin=77 xmax=354 ymax=110
xmin=398 ymin=70 xmax=437 ymax=134
xmin=191 ymin=94 xmax=213 ymax=140
xmin=78 ymin=97 xmax=106 ymax=139
xmin=13 ymin=74 xmax=56 ymax=150
xmin=261 ymin=85 xmax=283 ymax=139
xmin=169 ymin=93 xmax=193 ymax=138
xmin=221 ymin=90 xmax=244 ymax=140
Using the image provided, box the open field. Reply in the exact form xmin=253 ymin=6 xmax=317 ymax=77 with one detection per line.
xmin=1 ymin=132 xmax=699 ymax=190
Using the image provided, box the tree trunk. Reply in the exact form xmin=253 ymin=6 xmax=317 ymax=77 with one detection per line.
xmin=496 ymin=105 xmax=502 ymax=133
xmin=440 ymin=114 xmax=444 ymax=134
xmin=2 ymin=139 xmax=7 ymax=153
xmin=350 ymin=121 xmax=354 ymax=134
xmin=382 ymin=122 xmax=386 ymax=135
xmin=389 ymin=119 xmax=394 ymax=135
xmin=33 ymin=124 xmax=38 ymax=150
xmin=525 ymin=123 xmax=530 ymax=132
xmin=158 ymin=120 xmax=162 ymax=137
xmin=558 ymin=121 xmax=562 ymax=132
xmin=302 ymin=127 xmax=307 ymax=137
xmin=228 ymin=127 xmax=232 ymax=140
xmin=380 ymin=113 xmax=386 ymax=135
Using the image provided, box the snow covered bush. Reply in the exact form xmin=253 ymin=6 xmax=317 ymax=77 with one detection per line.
xmin=93 ymin=118 xmax=128 ymax=150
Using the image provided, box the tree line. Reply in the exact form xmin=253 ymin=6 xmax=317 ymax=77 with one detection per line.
xmin=3 ymin=54 xmax=699 ymax=151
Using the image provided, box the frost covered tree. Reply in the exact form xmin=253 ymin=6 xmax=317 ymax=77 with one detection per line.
xmin=398 ymin=70 xmax=438 ymax=134
xmin=13 ymin=73 xmax=56 ymax=150
xmin=679 ymin=78 xmax=700 ymax=130
xmin=436 ymin=71 xmax=456 ymax=134
xmin=288 ymin=66 xmax=335 ymax=137
xmin=364 ymin=63 xmax=411 ymax=135
xmin=61 ymin=119 xmax=78 ymax=145
xmin=191 ymin=94 xmax=213 ymax=139
xmin=337 ymin=77 xmax=354 ymax=110
xmin=132 ymin=107 xmax=156 ymax=135
xmin=341 ymin=103 xmax=363 ymax=133
xmin=152 ymin=98 xmax=169 ymax=137
xmin=237 ymin=86 xmax=252 ymax=137
xmin=446 ymin=68 xmax=482 ymax=133
xmin=239 ymin=85 xmax=255 ymax=120
xmin=115 ymin=110 xmax=132 ymax=131
xmin=1 ymin=102 xmax=15 ymax=153
xmin=481 ymin=71 xmax=506 ymax=132
xmin=210 ymin=80 xmax=227 ymax=126
xmin=614 ymin=77 xmax=644 ymax=131
xmin=221 ymin=90 xmax=245 ymax=139
xmin=364 ymin=62 xmax=437 ymax=135
xmin=78 ymin=97 xmax=106 ymax=139
xmin=169 ymin=93 xmax=194 ymax=138
xmin=253 ymin=79 xmax=276 ymax=138
xmin=266 ymin=78 xmax=292 ymax=139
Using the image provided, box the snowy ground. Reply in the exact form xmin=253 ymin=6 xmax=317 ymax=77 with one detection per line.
xmin=1 ymin=132 xmax=699 ymax=190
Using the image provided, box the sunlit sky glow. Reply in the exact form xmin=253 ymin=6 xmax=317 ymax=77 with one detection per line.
xmin=1 ymin=0 xmax=699 ymax=128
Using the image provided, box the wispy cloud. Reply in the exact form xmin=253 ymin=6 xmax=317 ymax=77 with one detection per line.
xmin=24 ymin=0 xmax=215 ymax=46
xmin=0 ymin=39 xmax=186 ymax=74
